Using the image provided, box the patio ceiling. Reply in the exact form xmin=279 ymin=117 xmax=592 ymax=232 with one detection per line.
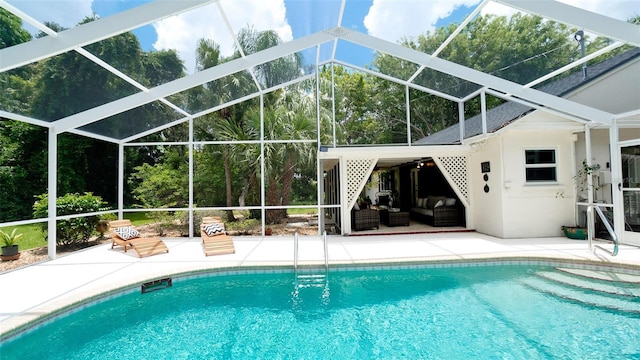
xmin=1 ymin=0 xmax=639 ymax=143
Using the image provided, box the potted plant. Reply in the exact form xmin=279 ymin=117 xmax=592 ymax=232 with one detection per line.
xmin=561 ymin=225 xmax=588 ymax=240
xmin=559 ymin=159 xmax=601 ymax=240
xmin=0 ymin=228 xmax=23 ymax=260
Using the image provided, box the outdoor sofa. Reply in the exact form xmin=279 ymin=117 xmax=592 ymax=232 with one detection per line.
xmin=411 ymin=196 xmax=462 ymax=227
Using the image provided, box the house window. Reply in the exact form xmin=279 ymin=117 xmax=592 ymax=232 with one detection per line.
xmin=525 ymin=149 xmax=557 ymax=183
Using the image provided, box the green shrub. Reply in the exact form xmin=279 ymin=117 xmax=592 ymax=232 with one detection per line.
xmin=33 ymin=193 xmax=109 ymax=247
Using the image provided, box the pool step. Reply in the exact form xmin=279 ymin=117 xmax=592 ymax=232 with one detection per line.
xmin=536 ymin=271 xmax=640 ymax=297
xmin=555 ymin=267 xmax=640 ymax=284
xmin=295 ymin=269 xmax=328 ymax=289
xmin=521 ymin=277 xmax=640 ymax=313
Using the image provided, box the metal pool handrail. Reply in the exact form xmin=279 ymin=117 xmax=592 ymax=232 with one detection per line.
xmin=323 ymin=230 xmax=329 ymax=270
xmin=293 ymin=231 xmax=329 ymax=271
xmin=586 ymin=204 xmax=618 ymax=257
xmin=294 ymin=231 xmax=299 ymax=272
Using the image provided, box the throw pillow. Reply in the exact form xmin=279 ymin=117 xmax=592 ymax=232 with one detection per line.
xmin=114 ymin=226 xmax=140 ymax=240
xmin=434 ymin=200 xmax=445 ymax=208
xmin=417 ymin=198 xmax=424 ymax=208
xmin=445 ymin=198 xmax=456 ymax=206
xmin=203 ymin=222 xmax=225 ymax=236
xmin=427 ymin=196 xmax=446 ymax=209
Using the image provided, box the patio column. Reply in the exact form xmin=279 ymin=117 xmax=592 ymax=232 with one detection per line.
xmin=609 ymin=119 xmax=623 ymax=242
xmin=48 ymin=129 xmax=57 ymax=260
xmin=118 ymin=144 xmax=124 ymax=219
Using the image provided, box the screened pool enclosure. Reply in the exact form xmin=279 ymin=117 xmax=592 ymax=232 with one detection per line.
xmin=1 ymin=0 xmax=638 ymax=258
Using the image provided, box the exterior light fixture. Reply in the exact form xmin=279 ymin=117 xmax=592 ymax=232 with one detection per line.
xmin=574 ymin=30 xmax=587 ymax=78
xmin=574 ymin=30 xmax=584 ymax=42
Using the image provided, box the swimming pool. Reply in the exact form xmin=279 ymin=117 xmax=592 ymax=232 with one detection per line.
xmin=1 ymin=263 xmax=639 ymax=359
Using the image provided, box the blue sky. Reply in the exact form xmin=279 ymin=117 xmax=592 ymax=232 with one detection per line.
xmin=8 ymin=0 xmax=639 ymax=73
xmin=75 ymin=0 xmax=483 ymax=71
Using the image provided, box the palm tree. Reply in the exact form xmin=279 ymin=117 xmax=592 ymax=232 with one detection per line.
xmin=194 ymin=26 xmax=322 ymax=225
xmin=196 ymin=39 xmax=236 ymax=221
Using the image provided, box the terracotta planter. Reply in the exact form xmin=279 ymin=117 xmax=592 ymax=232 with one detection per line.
xmin=562 ymin=226 xmax=587 ymax=240
xmin=265 ymin=228 xmax=272 ymax=236
xmin=0 ymin=253 xmax=21 ymax=261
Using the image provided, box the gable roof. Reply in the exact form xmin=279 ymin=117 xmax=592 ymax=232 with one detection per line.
xmin=416 ymin=47 xmax=640 ymax=145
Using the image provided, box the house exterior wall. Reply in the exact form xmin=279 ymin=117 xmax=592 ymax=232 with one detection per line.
xmin=470 ymin=57 xmax=640 ymax=239
xmin=471 ymin=129 xmax=576 ymax=238
xmin=568 ymin=60 xmax=640 ymax=114
xmin=469 ymin=136 xmax=505 ymax=237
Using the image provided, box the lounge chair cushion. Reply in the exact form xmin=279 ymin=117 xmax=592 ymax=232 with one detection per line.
xmin=114 ymin=226 xmax=140 ymax=240
xmin=203 ymin=222 xmax=225 ymax=236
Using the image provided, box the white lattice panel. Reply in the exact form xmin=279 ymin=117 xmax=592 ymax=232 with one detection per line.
xmin=346 ymin=158 xmax=376 ymax=206
xmin=437 ymin=156 xmax=468 ymax=202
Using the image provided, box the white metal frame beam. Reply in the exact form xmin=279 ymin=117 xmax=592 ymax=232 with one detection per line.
xmin=0 ymin=0 xmax=216 ymax=72
xmin=496 ymin=0 xmax=640 ymax=47
xmin=2 ymin=0 xmax=635 ymax=139
xmin=54 ymin=31 xmax=335 ymax=132
xmin=342 ymin=30 xmax=616 ymax=125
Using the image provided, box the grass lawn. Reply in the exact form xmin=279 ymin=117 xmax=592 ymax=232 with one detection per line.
xmin=0 ymin=213 xmax=153 ymax=252
xmin=0 ymin=224 xmax=47 ymax=251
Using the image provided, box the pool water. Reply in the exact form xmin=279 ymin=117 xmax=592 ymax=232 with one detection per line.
xmin=1 ymin=265 xmax=639 ymax=359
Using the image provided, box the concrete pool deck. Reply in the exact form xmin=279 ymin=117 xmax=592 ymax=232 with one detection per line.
xmin=1 ymin=232 xmax=640 ymax=339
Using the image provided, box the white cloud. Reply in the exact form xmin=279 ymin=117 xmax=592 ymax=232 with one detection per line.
xmin=363 ymin=0 xmax=480 ymax=42
xmin=9 ymin=0 xmax=93 ymax=32
xmin=364 ymin=0 xmax=639 ymax=43
xmin=556 ymin=0 xmax=639 ymax=21
xmin=153 ymin=0 xmax=292 ymax=74
xmin=482 ymin=0 xmax=639 ymax=21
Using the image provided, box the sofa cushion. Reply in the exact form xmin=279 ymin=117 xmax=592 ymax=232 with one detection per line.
xmin=426 ymin=196 xmax=446 ymax=209
xmin=411 ymin=207 xmax=433 ymax=216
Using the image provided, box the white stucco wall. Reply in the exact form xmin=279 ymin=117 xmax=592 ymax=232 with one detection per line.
xmin=568 ymin=60 xmax=640 ymax=114
xmin=471 ymin=129 xmax=578 ymax=238
xmin=469 ymin=56 xmax=640 ymax=238
xmin=501 ymin=129 xmax=577 ymax=238
xmin=469 ymin=137 xmax=505 ymax=237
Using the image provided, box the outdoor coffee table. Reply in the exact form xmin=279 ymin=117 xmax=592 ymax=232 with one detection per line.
xmin=382 ymin=209 xmax=410 ymax=227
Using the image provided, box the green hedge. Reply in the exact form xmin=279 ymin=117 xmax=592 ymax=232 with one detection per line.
xmin=33 ymin=193 xmax=109 ymax=247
